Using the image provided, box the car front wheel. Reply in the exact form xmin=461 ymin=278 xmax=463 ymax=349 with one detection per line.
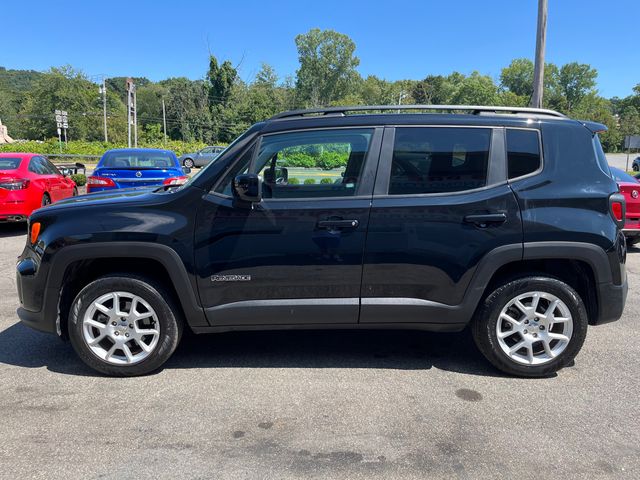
xmin=472 ymin=276 xmax=588 ymax=377
xmin=68 ymin=274 xmax=183 ymax=376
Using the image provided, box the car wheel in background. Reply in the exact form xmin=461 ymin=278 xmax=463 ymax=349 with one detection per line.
xmin=183 ymin=158 xmax=195 ymax=168
xmin=73 ymin=187 xmax=78 ymax=196
xmin=68 ymin=274 xmax=183 ymax=376
xmin=472 ymin=276 xmax=588 ymax=377
xmin=41 ymin=193 xmax=51 ymax=206
xmin=633 ymin=165 xmax=639 ymax=172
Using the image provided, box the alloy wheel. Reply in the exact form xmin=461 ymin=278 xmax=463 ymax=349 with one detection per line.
xmin=82 ymin=291 xmax=160 ymax=365
xmin=496 ymin=291 xmax=573 ymax=365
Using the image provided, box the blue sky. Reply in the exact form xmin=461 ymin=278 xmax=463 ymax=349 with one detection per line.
xmin=2 ymin=0 xmax=638 ymax=98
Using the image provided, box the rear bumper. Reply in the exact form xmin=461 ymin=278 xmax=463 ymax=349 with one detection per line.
xmin=623 ymin=228 xmax=640 ymax=237
xmin=594 ymin=276 xmax=628 ymax=325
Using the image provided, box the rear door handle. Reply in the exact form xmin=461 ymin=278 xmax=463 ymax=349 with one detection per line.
xmin=317 ymin=219 xmax=360 ymax=229
xmin=464 ymin=213 xmax=507 ymax=227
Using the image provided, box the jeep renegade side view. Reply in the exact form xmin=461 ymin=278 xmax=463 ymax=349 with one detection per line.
xmin=16 ymin=105 xmax=628 ymax=377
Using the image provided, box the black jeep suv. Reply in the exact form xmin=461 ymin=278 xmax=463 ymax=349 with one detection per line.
xmin=16 ymin=105 xmax=628 ymax=377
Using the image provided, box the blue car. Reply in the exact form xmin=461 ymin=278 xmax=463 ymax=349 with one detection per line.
xmin=87 ymin=148 xmax=189 ymax=193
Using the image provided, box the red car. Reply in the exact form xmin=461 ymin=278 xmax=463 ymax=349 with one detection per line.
xmin=0 ymin=153 xmax=77 ymax=222
xmin=610 ymin=167 xmax=640 ymax=246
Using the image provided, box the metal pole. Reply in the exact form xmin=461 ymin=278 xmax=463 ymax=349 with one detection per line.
xmin=102 ymin=78 xmax=108 ymax=143
xmin=162 ymin=98 xmax=167 ymax=145
xmin=57 ymin=128 xmax=62 ymax=153
xmin=531 ymin=0 xmax=548 ymax=108
xmin=63 ymin=128 xmax=67 ymax=146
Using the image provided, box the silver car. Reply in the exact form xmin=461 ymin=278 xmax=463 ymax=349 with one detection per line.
xmin=178 ymin=146 xmax=225 ymax=168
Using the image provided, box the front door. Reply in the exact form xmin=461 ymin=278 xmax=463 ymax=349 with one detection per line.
xmin=194 ymin=127 xmax=382 ymax=326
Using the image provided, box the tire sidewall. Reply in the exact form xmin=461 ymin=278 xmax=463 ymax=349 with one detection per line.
xmin=183 ymin=158 xmax=194 ymax=168
xmin=474 ymin=277 xmax=588 ymax=377
xmin=68 ymin=275 xmax=181 ymax=376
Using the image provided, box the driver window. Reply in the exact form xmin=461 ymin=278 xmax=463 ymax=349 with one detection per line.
xmin=254 ymin=128 xmax=373 ymax=199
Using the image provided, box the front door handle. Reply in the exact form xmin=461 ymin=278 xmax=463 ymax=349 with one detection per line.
xmin=464 ymin=213 xmax=507 ymax=227
xmin=317 ymin=219 xmax=360 ymax=229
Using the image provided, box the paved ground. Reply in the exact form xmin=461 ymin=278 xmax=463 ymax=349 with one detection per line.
xmin=1 ymin=212 xmax=639 ymax=479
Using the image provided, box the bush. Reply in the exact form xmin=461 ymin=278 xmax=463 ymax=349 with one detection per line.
xmin=70 ymin=174 xmax=86 ymax=186
xmin=320 ymin=177 xmax=333 ymax=184
xmin=288 ymin=177 xmax=300 ymax=184
xmin=304 ymin=178 xmax=316 ymax=184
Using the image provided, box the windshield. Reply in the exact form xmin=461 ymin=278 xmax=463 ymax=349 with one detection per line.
xmin=100 ymin=151 xmax=175 ymax=169
xmin=0 ymin=157 xmax=22 ymax=170
xmin=610 ymin=167 xmax=638 ymax=183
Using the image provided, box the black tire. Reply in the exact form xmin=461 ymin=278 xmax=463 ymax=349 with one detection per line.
xmin=68 ymin=274 xmax=183 ymax=376
xmin=41 ymin=193 xmax=51 ymax=206
xmin=472 ymin=276 xmax=588 ymax=377
xmin=72 ymin=187 xmax=78 ymax=196
xmin=633 ymin=164 xmax=639 ymax=172
xmin=183 ymin=158 xmax=195 ymax=168
xmin=626 ymin=237 xmax=639 ymax=247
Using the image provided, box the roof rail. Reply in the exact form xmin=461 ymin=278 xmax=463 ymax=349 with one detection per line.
xmin=269 ymin=104 xmax=566 ymax=120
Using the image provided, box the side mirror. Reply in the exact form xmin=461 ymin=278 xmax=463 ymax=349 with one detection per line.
xmin=182 ymin=166 xmax=191 ymax=175
xmin=233 ymin=173 xmax=262 ymax=204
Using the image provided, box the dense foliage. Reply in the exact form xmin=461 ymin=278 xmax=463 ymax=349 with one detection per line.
xmin=1 ymin=29 xmax=639 ymax=153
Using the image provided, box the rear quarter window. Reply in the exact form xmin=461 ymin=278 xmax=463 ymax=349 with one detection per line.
xmin=507 ymin=129 xmax=542 ymax=179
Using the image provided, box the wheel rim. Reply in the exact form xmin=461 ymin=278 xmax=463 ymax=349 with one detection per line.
xmin=184 ymin=159 xmax=194 ymax=168
xmin=82 ymin=291 xmax=160 ymax=365
xmin=496 ymin=291 xmax=573 ymax=366
xmin=42 ymin=195 xmax=50 ymax=206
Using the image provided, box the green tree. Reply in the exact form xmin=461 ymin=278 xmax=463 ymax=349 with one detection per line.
xmin=556 ymin=62 xmax=598 ymax=113
xmin=294 ymin=29 xmax=360 ymax=107
xmin=451 ymin=72 xmax=500 ymax=105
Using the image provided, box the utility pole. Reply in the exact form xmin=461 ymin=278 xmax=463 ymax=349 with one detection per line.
xmin=531 ymin=0 xmax=548 ymax=108
xmin=126 ymin=78 xmax=137 ymax=148
xmin=99 ymin=78 xmax=108 ymax=143
xmin=133 ymin=88 xmax=138 ymax=147
xmin=162 ymin=98 xmax=167 ymax=145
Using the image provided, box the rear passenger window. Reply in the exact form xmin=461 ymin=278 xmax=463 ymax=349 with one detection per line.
xmin=507 ymin=129 xmax=541 ymax=179
xmin=388 ymin=127 xmax=491 ymax=195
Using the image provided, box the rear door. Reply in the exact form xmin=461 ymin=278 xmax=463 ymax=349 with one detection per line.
xmin=360 ymin=126 xmax=523 ymax=325
xmin=194 ymin=127 xmax=382 ymax=326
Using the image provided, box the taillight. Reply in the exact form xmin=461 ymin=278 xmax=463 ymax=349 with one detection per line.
xmin=30 ymin=222 xmax=41 ymax=244
xmin=86 ymin=176 xmax=116 ymax=191
xmin=609 ymin=193 xmax=625 ymax=227
xmin=163 ymin=176 xmax=189 ymax=186
xmin=0 ymin=178 xmax=30 ymax=190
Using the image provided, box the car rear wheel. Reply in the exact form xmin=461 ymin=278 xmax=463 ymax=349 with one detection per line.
xmin=183 ymin=158 xmax=194 ymax=168
xmin=72 ymin=187 xmax=78 ymax=196
xmin=68 ymin=274 xmax=183 ymax=376
xmin=472 ymin=276 xmax=588 ymax=377
xmin=41 ymin=193 xmax=51 ymax=206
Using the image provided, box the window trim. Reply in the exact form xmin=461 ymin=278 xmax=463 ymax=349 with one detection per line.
xmin=373 ymin=125 xmax=504 ymax=199
xmin=212 ymin=126 xmax=383 ymax=202
xmin=505 ymin=127 xmax=545 ymax=182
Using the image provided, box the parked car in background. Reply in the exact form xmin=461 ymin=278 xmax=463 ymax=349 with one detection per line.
xmin=610 ymin=166 xmax=640 ymax=246
xmin=0 ymin=153 xmax=77 ymax=222
xmin=178 ymin=146 xmax=225 ymax=168
xmin=87 ymin=149 xmax=189 ymax=193
xmin=631 ymin=156 xmax=640 ymax=172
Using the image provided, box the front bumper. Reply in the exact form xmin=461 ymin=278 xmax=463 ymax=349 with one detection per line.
xmin=16 ymin=249 xmax=58 ymax=335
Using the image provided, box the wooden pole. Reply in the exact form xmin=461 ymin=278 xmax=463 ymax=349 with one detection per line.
xmin=531 ymin=0 xmax=548 ymax=108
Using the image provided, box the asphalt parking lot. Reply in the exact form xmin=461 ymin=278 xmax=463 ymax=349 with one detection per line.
xmin=0 ymin=224 xmax=639 ymax=479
